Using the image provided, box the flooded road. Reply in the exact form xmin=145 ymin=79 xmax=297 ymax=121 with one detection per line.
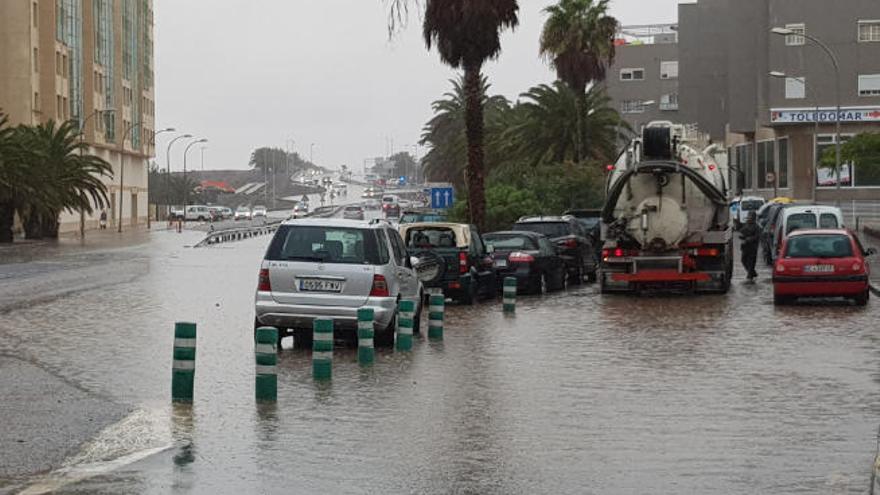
xmin=1 ymin=222 xmax=879 ymax=494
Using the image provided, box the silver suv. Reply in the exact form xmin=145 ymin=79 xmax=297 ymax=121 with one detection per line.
xmin=254 ymin=218 xmax=423 ymax=346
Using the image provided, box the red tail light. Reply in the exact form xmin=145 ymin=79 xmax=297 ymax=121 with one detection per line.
xmin=603 ymin=248 xmax=637 ymax=260
xmin=257 ymin=268 xmax=272 ymax=292
xmin=508 ymin=252 xmax=535 ymax=263
xmin=370 ymin=274 xmax=390 ymax=297
xmin=691 ymin=247 xmax=721 ymax=257
xmin=459 ymin=251 xmax=468 ymax=274
xmin=560 ymin=238 xmax=578 ymax=249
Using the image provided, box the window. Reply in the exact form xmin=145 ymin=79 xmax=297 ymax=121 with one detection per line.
xmin=33 ymin=48 xmax=39 ymax=72
xmin=33 ymin=92 xmax=40 ymax=111
xmin=265 ymin=226 xmax=383 ymax=265
xmin=785 ymin=23 xmax=805 ymax=46
xmin=859 ymin=20 xmax=880 ymax=42
xmin=55 ymin=52 xmax=61 ymax=75
xmin=735 ymin=144 xmax=754 ymax=190
xmin=660 ymin=93 xmax=678 ymax=111
xmin=785 ymin=77 xmax=805 ymax=99
xmin=819 ymin=213 xmax=839 ymax=229
xmin=777 ymin=138 xmax=789 ymax=189
xmin=620 ymin=68 xmax=645 ymax=81
xmin=816 ymin=134 xmax=853 ymax=187
xmin=61 ymin=54 xmax=68 ymax=77
xmin=858 ymin=74 xmax=880 ymax=97
xmin=621 ymin=100 xmax=650 ymax=114
xmin=388 ymin=229 xmax=408 ymax=266
xmin=32 ymin=2 xmax=38 ymax=28
xmin=757 ymin=141 xmax=776 ymax=189
xmin=56 ymin=95 xmax=61 ymax=118
xmin=660 ymin=61 xmax=678 ymax=79
xmin=62 ymin=97 xmax=68 ymax=119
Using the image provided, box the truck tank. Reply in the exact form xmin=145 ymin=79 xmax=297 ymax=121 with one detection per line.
xmin=599 ymin=121 xmax=733 ymax=294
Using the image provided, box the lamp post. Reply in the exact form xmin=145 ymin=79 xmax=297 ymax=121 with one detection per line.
xmin=118 ymin=121 xmax=145 ymax=233
xmin=165 ymin=133 xmax=193 ymax=219
xmin=77 ymin=108 xmax=116 ymax=238
xmin=310 ymin=143 xmax=316 ymax=165
xmin=771 ymin=27 xmax=842 ymax=204
xmin=182 ymin=138 xmax=208 ymax=215
xmin=769 ymin=71 xmax=817 ymax=201
xmin=147 ymin=128 xmax=175 ymax=226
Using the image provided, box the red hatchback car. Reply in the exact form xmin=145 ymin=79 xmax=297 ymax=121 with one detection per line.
xmin=773 ymin=229 xmax=876 ymax=306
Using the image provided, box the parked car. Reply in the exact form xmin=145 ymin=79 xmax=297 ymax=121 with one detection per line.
xmin=483 ymin=231 xmax=566 ymax=294
xmin=760 ymin=203 xmax=793 ymax=265
xmin=234 ymin=206 xmax=252 ymax=221
xmin=253 ymin=205 xmax=268 ymax=218
xmin=399 ymin=222 xmax=495 ymax=305
xmin=255 ymin=218 xmax=424 ymax=347
xmin=773 ymin=229 xmax=874 ymax=306
xmin=382 ymin=195 xmax=401 ymax=218
xmin=291 ymin=202 xmax=309 ymax=217
xmin=513 ymin=216 xmax=596 ymax=284
xmin=400 ymin=209 xmax=447 ymax=224
xmin=730 ymin=196 xmax=766 ymax=230
xmin=769 ymin=205 xmax=844 ymax=264
xmin=185 ymin=205 xmax=212 ymax=222
xmin=169 ymin=206 xmax=185 ymax=221
xmin=364 ymin=198 xmax=381 ymax=210
xmin=342 ymin=205 xmax=365 ymax=220
xmin=208 ymin=206 xmax=231 ymax=221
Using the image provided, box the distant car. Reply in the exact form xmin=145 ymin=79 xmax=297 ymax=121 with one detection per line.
xmin=730 ymin=196 xmax=765 ymax=230
xmin=292 ymin=203 xmax=309 ymax=217
xmin=234 ymin=206 xmax=252 ymax=221
xmin=207 ymin=206 xmax=231 ymax=221
xmin=252 ymin=205 xmax=268 ymax=218
xmin=342 ymin=205 xmax=365 ymax=220
xmin=184 ymin=205 xmax=212 ymax=222
xmin=773 ymin=229 xmax=874 ymax=306
xmin=254 ymin=218 xmax=424 ymax=347
xmin=169 ymin=206 xmax=185 ymax=221
xmin=400 ymin=210 xmax=447 ymax=224
xmin=382 ymin=195 xmax=401 ymax=218
xmin=760 ymin=203 xmax=793 ymax=265
xmin=513 ymin=216 xmax=596 ymax=284
xmin=399 ymin=222 xmax=495 ymax=305
xmin=364 ymin=198 xmax=381 ymax=210
xmin=484 ymin=231 xmax=566 ymax=294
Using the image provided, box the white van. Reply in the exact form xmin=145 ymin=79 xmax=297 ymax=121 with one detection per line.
xmin=731 ymin=196 xmax=766 ymax=228
xmin=185 ymin=205 xmax=212 ymax=222
xmin=771 ymin=205 xmax=845 ymax=260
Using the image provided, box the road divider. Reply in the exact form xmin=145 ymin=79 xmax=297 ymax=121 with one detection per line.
xmin=396 ymin=300 xmax=415 ymax=351
xmin=171 ymin=322 xmax=197 ymax=402
xmin=313 ymin=319 xmax=333 ymax=380
xmin=503 ymin=277 xmax=517 ymax=313
xmin=428 ymin=294 xmax=444 ymax=340
xmin=255 ymin=327 xmax=278 ymax=401
xmin=357 ymin=309 xmax=375 ymax=365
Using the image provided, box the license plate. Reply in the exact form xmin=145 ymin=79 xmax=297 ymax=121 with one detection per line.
xmin=299 ymin=279 xmax=343 ymax=292
xmin=494 ymin=259 xmax=508 ymax=268
xmin=426 ymin=287 xmax=443 ymax=296
xmin=804 ymin=265 xmax=835 ymax=273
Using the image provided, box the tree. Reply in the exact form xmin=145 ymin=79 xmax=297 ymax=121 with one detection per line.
xmin=821 ymin=132 xmax=880 ymax=186
xmin=0 ymin=111 xmax=26 ymax=242
xmin=423 ymin=0 xmax=519 ymax=231
xmin=540 ymin=0 xmax=618 ymax=163
xmin=15 ymin=120 xmax=113 ymax=239
xmin=388 ymin=152 xmax=417 ymax=179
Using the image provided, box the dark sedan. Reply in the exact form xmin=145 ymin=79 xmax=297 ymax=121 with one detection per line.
xmin=484 ymin=231 xmax=566 ymax=295
xmin=513 ymin=216 xmax=596 ymax=284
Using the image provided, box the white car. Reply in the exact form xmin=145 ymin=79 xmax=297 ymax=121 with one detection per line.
xmin=234 ymin=207 xmax=252 ymax=221
xmin=252 ymin=205 xmax=268 ymax=218
xmin=184 ymin=205 xmax=212 ymax=222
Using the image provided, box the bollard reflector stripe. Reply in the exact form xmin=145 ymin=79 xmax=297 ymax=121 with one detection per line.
xmin=358 ymin=321 xmax=373 ymax=330
xmin=429 ymin=305 xmax=444 ymax=313
xmin=172 ymin=360 xmax=196 ymax=370
xmin=255 ymin=365 xmax=276 ymax=375
xmin=173 ymin=338 xmax=197 ymax=348
xmin=358 ymin=339 xmax=374 ymax=348
xmin=429 ymin=320 xmax=443 ymax=327
xmin=254 ymin=343 xmax=276 ymax=354
xmin=503 ymin=298 xmax=516 ymax=304
xmin=313 ymin=351 xmax=333 ymax=361
xmin=313 ymin=332 xmax=333 ymax=342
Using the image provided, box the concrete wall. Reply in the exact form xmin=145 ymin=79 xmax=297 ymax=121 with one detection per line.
xmin=0 ymin=0 xmax=34 ymax=125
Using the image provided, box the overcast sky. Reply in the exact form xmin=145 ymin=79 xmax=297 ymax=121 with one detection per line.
xmin=154 ymin=0 xmax=683 ymax=173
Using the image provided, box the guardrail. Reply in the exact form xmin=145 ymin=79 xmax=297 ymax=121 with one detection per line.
xmin=194 ymin=204 xmax=347 ymax=248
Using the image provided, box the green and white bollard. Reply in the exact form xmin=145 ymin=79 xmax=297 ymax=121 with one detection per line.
xmin=255 ymin=327 xmax=278 ymax=401
xmin=428 ymin=294 xmax=445 ymax=340
xmin=313 ymin=319 xmax=333 ymax=380
xmin=171 ymin=322 xmax=197 ymax=402
xmin=357 ymin=308 xmax=375 ymax=365
xmin=503 ymin=277 xmax=517 ymax=313
xmin=396 ymin=299 xmax=416 ymax=351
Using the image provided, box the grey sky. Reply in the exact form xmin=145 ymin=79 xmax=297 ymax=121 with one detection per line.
xmin=154 ymin=1 xmax=682 ymax=173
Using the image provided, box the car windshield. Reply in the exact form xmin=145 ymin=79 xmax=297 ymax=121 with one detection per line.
xmin=514 ymin=222 xmax=570 ymax=238
xmin=786 ymin=213 xmax=817 ymax=234
xmin=405 ymin=227 xmax=457 ymax=248
xmin=785 ymin=234 xmax=853 ymax=258
xmin=484 ymin=234 xmax=538 ymax=251
xmin=741 ymin=200 xmax=764 ymax=211
xmin=266 ymin=226 xmax=381 ymax=265
xmin=401 ymin=213 xmax=444 ymax=223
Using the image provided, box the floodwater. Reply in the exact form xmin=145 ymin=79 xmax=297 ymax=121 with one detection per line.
xmin=1 ymin=216 xmax=879 ymax=494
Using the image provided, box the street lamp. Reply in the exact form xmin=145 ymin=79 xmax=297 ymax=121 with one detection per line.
xmin=165 ymin=133 xmax=193 ymax=218
xmin=310 ymin=143 xmax=316 ymax=165
xmin=182 ymin=138 xmax=208 ymax=214
xmin=77 ymin=108 xmax=116 ymax=238
xmin=769 ymin=71 xmax=818 ymax=201
xmin=771 ymin=27 xmax=842 ymax=203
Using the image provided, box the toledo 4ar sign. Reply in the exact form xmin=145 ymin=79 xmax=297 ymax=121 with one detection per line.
xmin=431 ymin=187 xmax=454 ymax=209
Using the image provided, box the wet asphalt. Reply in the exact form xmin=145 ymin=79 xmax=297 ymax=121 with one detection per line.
xmin=1 ymin=195 xmax=879 ymax=494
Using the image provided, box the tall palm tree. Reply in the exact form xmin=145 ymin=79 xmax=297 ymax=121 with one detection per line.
xmin=17 ymin=120 xmax=112 ymax=239
xmin=420 ymin=76 xmax=511 ymax=191
xmin=540 ymin=0 xmax=618 ymax=163
xmin=0 ymin=111 xmax=24 ymax=242
xmin=423 ymin=0 xmax=519 ymax=230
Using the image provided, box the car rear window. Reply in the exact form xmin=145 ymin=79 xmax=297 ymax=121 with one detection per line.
xmin=819 ymin=213 xmax=839 ymax=228
xmin=401 ymin=214 xmax=444 ymax=223
xmin=786 ymin=213 xmax=817 ymax=234
xmin=405 ymin=227 xmax=457 ymax=248
xmin=741 ymin=200 xmax=764 ymax=211
xmin=785 ymin=234 xmax=853 ymax=258
xmin=514 ymin=222 xmax=570 ymax=238
xmin=484 ymin=234 xmax=538 ymax=251
xmin=345 ymin=206 xmax=361 ymax=211
xmin=266 ymin=226 xmax=382 ymax=265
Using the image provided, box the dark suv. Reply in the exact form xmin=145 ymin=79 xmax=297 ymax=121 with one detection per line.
xmin=513 ymin=216 xmax=596 ymax=283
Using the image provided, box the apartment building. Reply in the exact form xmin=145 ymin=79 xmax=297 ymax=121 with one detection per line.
xmin=0 ymin=0 xmax=156 ymax=233
xmin=604 ymin=24 xmax=681 ymax=137
xmin=679 ymin=0 xmax=880 ymax=201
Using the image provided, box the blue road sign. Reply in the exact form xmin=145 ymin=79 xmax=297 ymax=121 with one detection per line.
xmin=430 ymin=187 xmax=455 ymax=209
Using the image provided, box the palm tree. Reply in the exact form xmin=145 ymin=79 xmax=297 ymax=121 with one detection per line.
xmin=540 ymin=0 xmax=618 ymax=163
xmin=16 ymin=120 xmax=112 ymax=239
xmin=420 ymin=76 xmax=511 ymax=191
xmin=423 ymin=0 xmax=519 ymax=230
xmin=0 ymin=111 xmax=24 ymax=242
xmin=500 ymin=82 xmax=627 ymax=170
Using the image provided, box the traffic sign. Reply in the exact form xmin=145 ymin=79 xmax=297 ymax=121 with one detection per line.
xmin=430 ymin=187 xmax=454 ymax=209
xmin=766 ymin=172 xmax=776 ymax=184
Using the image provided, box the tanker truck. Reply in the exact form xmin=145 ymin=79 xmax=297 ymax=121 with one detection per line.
xmin=599 ymin=121 xmax=733 ymax=294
